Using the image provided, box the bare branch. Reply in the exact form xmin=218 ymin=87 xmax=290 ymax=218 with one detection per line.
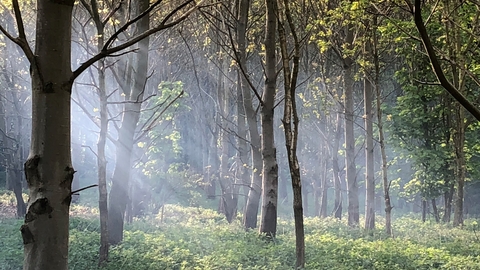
xmin=12 ymin=0 xmax=26 ymax=40
xmin=81 ymin=145 xmax=98 ymax=158
xmin=71 ymin=0 xmax=204 ymax=82
xmin=106 ymin=93 xmax=157 ymax=104
xmin=134 ymin=90 xmax=184 ymax=143
xmin=226 ymin=27 xmax=264 ymax=106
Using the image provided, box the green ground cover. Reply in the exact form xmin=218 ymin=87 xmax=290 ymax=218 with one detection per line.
xmin=1 ymin=192 xmax=479 ymax=269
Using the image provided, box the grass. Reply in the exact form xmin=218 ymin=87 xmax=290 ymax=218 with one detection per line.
xmin=1 ymin=192 xmax=480 ymax=269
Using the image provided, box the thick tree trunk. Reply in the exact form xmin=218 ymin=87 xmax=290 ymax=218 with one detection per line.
xmin=21 ymin=1 xmax=75 ymax=269
xmin=259 ymin=0 xmax=278 ymax=238
xmin=108 ymin=0 xmax=150 ymax=244
xmin=364 ymin=76 xmax=375 ymax=230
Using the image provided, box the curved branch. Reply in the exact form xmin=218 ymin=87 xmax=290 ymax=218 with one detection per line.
xmin=413 ymin=0 xmax=480 ymax=121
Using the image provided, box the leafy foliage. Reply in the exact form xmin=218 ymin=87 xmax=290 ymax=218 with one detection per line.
xmin=2 ymin=205 xmax=480 ymax=270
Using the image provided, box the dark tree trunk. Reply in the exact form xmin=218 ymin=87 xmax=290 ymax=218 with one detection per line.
xmin=431 ymin=198 xmax=440 ymax=223
xmin=278 ymin=0 xmax=304 ymax=265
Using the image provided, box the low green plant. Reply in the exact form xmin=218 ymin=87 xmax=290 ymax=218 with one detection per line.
xmin=1 ymin=204 xmax=480 ymax=270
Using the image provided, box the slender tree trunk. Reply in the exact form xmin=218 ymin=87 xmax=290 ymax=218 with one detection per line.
xmin=344 ymin=66 xmax=359 ymax=227
xmin=236 ymin=73 xmax=249 ymax=207
xmin=320 ymin=150 xmax=328 ymax=218
xmin=431 ymin=198 xmax=440 ymax=223
xmin=21 ymin=1 xmax=76 ymax=269
xmin=364 ymin=74 xmax=375 ymax=230
xmin=237 ymin=0 xmax=263 ymax=230
xmin=453 ymin=106 xmax=465 ymax=227
xmin=217 ymin=49 xmax=237 ymax=222
xmin=108 ymin=0 xmax=150 ymax=244
xmin=333 ymin=110 xmax=343 ymax=219
xmin=443 ymin=185 xmax=454 ymax=222
xmin=2 ymin=62 xmax=27 ymax=217
xmin=278 ymin=1 xmax=304 ymax=265
xmin=422 ymin=199 xmax=427 ymax=222
xmin=96 ymin=30 xmax=109 ymax=266
xmin=259 ymin=0 xmax=279 ymax=238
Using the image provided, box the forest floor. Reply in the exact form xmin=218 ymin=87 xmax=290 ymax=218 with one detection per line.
xmin=1 ymin=191 xmax=480 ymax=270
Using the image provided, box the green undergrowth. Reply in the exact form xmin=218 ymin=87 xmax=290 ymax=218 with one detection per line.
xmin=1 ymin=205 xmax=480 ymax=269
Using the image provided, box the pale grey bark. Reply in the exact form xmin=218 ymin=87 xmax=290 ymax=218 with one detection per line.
xmin=108 ymin=0 xmax=150 ymax=245
xmin=364 ymin=76 xmax=375 ymax=230
xmin=237 ymin=0 xmax=263 ymax=230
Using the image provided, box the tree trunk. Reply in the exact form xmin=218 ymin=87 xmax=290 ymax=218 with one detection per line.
xmin=108 ymin=0 xmax=150 ymax=245
xmin=96 ymin=32 xmax=109 ymax=267
xmin=344 ymin=66 xmax=359 ymax=227
xmin=453 ymin=106 xmax=465 ymax=227
xmin=422 ymin=199 xmax=427 ymax=222
xmin=320 ymin=150 xmax=328 ymax=218
xmin=237 ymin=0 xmax=263 ymax=230
xmin=443 ymin=185 xmax=454 ymax=222
xmin=278 ymin=1 xmax=304 ymax=265
xmin=236 ymin=72 xmax=249 ymax=207
xmin=217 ymin=47 xmax=237 ymax=223
xmin=82 ymin=0 xmax=110 ymax=261
xmin=259 ymin=0 xmax=278 ymax=238
xmin=431 ymin=198 xmax=440 ymax=223
xmin=333 ymin=110 xmax=343 ymax=219
xmin=364 ymin=74 xmax=375 ymax=230
xmin=21 ymin=1 xmax=75 ymax=269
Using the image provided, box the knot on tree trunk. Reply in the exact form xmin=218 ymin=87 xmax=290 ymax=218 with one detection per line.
xmin=25 ymin=198 xmax=54 ymax=223
xmin=24 ymin=155 xmax=41 ymax=186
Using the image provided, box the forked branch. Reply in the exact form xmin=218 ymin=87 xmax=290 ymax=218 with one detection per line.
xmin=71 ymin=0 xmax=205 ymax=82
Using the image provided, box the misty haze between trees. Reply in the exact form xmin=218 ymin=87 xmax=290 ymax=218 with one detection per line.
xmin=1 ymin=0 xmax=480 ymax=269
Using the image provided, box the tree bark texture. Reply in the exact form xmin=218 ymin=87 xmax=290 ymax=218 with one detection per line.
xmin=22 ymin=1 xmax=75 ymax=269
xmin=259 ymin=0 xmax=278 ymax=238
xmin=453 ymin=106 xmax=465 ymax=227
xmin=278 ymin=2 xmax=305 ymax=265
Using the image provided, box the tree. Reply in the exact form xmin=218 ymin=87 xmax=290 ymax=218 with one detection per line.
xmin=235 ymin=0 xmax=264 ymax=230
xmin=278 ymin=0 xmax=305 ymax=266
xmin=0 ymin=0 xmax=202 ymax=268
xmin=407 ymin=0 xmax=480 ymax=226
xmin=259 ymin=0 xmax=279 ymax=238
